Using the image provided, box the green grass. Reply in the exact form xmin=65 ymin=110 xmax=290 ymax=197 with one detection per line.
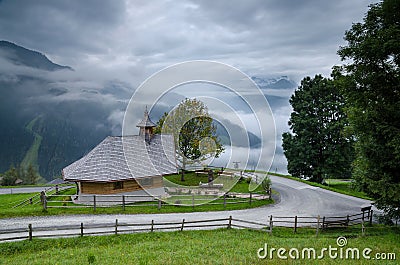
xmin=165 ymin=172 xmax=265 ymax=193
xmin=165 ymin=172 xmax=210 ymax=186
xmin=0 ymin=193 xmax=37 ymax=209
xmin=268 ymin=172 xmax=372 ymax=200
xmin=0 ymin=193 xmax=46 ymax=219
xmin=0 ymin=226 xmax=398 ymax=264
xmin=0 ymin=186 xmax=273 ymax=219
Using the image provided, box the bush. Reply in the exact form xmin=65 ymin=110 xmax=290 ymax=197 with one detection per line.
xmin=261 ymin=176 xmax=272 ymax=192
xmin=1 ymin=174 xmax=17 ymax=186
xmin=377 ymin=214 xmax=395 ymax=226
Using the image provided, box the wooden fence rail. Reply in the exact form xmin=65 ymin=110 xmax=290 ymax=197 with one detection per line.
xmin=268 ymin=209 xmax=373 ymax=234
xmin=0 ymin=208 xmax=374 ymax=242
xmin=0 ymin=216 xmax=271 ymax=242
xmin=12 ymin=185 xmax=75 ymax=208
xmin=41 ymin=191 xmax=271 ymax=211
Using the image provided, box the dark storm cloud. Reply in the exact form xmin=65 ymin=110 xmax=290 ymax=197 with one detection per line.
xmin=0 ymin=0 xmax=379 ymax=173
xmin=0 ymin=0 xmax=377 ymax=80
xmin=0 ymin=0 xmax=126 ymax=61
xmin=189 ymin=0 xmax=377 ymax=80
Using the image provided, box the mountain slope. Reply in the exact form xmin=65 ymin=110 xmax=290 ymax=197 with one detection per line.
xmin=0 ymin=41 xmax=118 ymax=180
xmin=0 ymin=41 xmax=296 ymax=180
xmin=0 ymin=40 xmax=72 ymax=71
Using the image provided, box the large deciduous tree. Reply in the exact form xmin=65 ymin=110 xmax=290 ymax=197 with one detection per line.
xmin=155 ymin=98 xmax=224 ymax=181
xmin=337 ymin=0 xmax=400 ymax=219
xmin=282 ymin=75 xmax=354 ymax=183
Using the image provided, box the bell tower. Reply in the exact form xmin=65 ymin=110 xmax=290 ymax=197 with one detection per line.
xmin=136 ymin=106 xmax=156 ymax=142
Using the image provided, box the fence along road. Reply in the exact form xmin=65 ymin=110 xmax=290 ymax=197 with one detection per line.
xmin=0 ymin=210 xmax=374 ymax=242
xmin=0 ymin=175 xmax=377 ymax=236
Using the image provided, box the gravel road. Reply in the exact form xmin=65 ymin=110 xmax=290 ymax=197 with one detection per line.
xmin=0 ymin=175 xmax=374 ymax=232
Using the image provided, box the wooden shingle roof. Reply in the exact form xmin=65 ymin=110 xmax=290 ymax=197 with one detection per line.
xmin=62 ymin=134 xmax=177 ymax=182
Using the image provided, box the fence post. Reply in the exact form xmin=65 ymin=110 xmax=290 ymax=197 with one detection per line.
xmin=28 ymin=224 xmax=32 ymax=241
xmin=192 ymin=194 xmax=195 ymax=210
xmin=269 ymin=215 xmax=273 ymax=234
xmin=115 ymin=219 xmax=118 ymax=235
xmin=223 ymin=193 xmax=226 ymax=209
xmin=43 ymin=195 xmax=47 ymax=211
xmin=93 ymin=195 xmax=96 ymax=211
xmin=158 ymin=196 xmax=162 ymax=210
xmin=40 ymin=191 xmax=47 ymax=211
xmin=316 ymin=215 xmax=320 ymax=237
xmin=43 ymin=194 xmax=47 ymax=211
xmin=269 ymin=188 xmax=272 ymax=200
xmin=80 ymin=222 xmax=84 ymax=237
xmin=151 ymin=220 xmax=154 ymax=232
xmin=322 ymin=216 xmax=325 ymax=230
xmin=294 ymin=216 xmax=298 ymax=233
xmin=122 ymin=195 xmax=125 ymax=211
xmin=181 ymin=219 xmax=185 ymax=231
xmin=228 ymin=216 xmax=232 ymax=229
xmin=346 ymin=215 xmax=350 ymax=226
xmin=361 ymin=219 xmax=365 ymax=236
xmin=369 ymin=210 xmax=373 ymax=225
xmin=249 ymin=192 xmax=252 ymax=205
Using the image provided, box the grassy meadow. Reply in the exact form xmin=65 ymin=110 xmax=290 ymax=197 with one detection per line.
xmin=0 ymin=226 xmax=398 ymax=264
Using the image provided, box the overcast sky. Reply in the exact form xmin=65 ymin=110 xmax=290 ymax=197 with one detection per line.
xmin=0 ymin=0 xmax=377 ymax=83
xmin=0 ymin=0 xmax=377 ymax=173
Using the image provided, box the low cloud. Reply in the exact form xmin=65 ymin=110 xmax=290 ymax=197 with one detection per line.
xmin=0 ymin=0 xmax=379 ymax=173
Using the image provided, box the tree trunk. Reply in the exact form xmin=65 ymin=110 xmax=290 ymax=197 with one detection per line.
xmin=315 ymin=172 xmax=323 ymax=184
xmin=180 ymin=157 xmax=186 ymax=182
xmin=181 ymin=169 xmax=185 ymax=182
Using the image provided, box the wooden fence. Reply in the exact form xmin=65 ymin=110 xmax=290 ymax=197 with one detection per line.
xmin=0 ymin=208 xmax=374 ymax=242
xmin=40 ymin=191 xmax=271 ymax=211
xmin=269 ymin=208 xmax=373 ymax=235
xmin=12 ymin=185 xmax=74 ymax=208
xmin=0 ymin=216 xmax=268 ymax=242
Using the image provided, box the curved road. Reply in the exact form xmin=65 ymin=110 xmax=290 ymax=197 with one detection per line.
xmin=0 ymin=176 xmax=374 ymax=231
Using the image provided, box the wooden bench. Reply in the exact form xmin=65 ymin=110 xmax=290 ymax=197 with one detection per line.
xmin=195 ymin=167 xmax=225 ymax=176
xmin=199 ymin=182 xmax=224 ymax=189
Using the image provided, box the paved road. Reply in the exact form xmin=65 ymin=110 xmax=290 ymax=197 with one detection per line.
xmin=0 ymin=176 xmax=375 ymax=232
xmin=0 ymin=186 xmax=53 ymax=195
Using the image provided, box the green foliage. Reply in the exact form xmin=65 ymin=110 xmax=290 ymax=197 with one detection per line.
xmin=155 ymin=98 xmax=224 ymax=172
xmin=0 ymin=164 xmax=39 ymax=186
xmin=0 ymin=166 xmax=18 ymax=186
xmin=261 ymin=176 xmax=271 ymax=192
xmin=337 ymin=0 xmax=400 ymax=219
xmin=25 ymin=164 xmax=38 ymax=185
xmin=282 ymin=75 xmax=354 ymax=183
